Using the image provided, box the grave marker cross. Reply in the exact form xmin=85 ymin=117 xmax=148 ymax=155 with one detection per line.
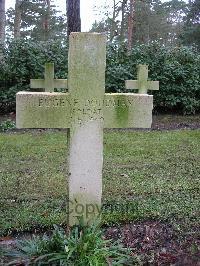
xmin=31 ymin=63 xmax=68 ymax=92
xmin=126 ymin=64 xmax=159 ymax=94
xmin=16 ymin=33 xmax=159 ymax=226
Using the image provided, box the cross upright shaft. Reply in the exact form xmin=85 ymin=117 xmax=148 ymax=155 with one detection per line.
xmin=67 ymin=33 xmax=106 ymax=226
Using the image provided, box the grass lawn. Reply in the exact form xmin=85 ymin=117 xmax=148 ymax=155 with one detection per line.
xmin=0 ymin=129 xmax=199 ymax=236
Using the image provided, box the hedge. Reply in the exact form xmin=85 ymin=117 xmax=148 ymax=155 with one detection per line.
xmin=0 ymin=39 xmax=199 ymax=114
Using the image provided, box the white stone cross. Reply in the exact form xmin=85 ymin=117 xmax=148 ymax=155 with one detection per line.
xmin=126 ymin=64 xmax=159 ymax=94
xmin=16 ymin=33 xmax=159 ymax=226
xmin=30 ymin=63 xmax=68 ymax=92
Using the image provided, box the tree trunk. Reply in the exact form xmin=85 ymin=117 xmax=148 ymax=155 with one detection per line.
xmin=43 ymin=0 xmax=51 ymax=41
xmin=128 ymin=0 xmax=134 ymax=51
xmin=110 ymin=0 xmax=116 ymax=42
xmin=67 ymin=0 xmax=81 ymax=37
xmin=120 ymin=0 xmax=127 ymax=43
xmin=0 ymin=0 xmax=5 ymax=42
xmin=14 ymin=0 xmax=22 ymax=39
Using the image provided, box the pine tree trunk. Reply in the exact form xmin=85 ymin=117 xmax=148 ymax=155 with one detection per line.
xmin=67 ymin=0 xmax=81 ymax=37
xmin=120 ymin=0 xmax=127 ymax=43
xmin=14 ymin=0 xmax=22 ymax=39
xmin=0 ymin=0 xmax=5 ymax=42
xmin=128 ymin=0 xmax=134 ymax=51
xmin=110 ymin=0 xmax=116 ymax=42
xmin=43 ymin=0 xmax=51 ymax=41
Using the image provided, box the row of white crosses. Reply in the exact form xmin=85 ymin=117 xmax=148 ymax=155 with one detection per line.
xmin=30 ymin=62 xmax=159 ymax=95
xmin=16 ymin=33 xmax=159 ymax=226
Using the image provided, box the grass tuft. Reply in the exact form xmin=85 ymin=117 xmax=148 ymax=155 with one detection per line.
xmin=6 ymin=221 xmax=132 ymax=266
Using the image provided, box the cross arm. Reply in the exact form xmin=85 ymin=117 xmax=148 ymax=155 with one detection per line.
xmin=54 ymin=79 xmax=68 ymax=89
xmin=126 ymin=80 xmax=159 ymax=91
xmin=16 ymin=92 xmax=71 ymax=129
xmin=16 ymin=92 xmax=153 ymax=130
xmin=125 ymin=80 xmax=138 ymax=91
xmin=30 ymin=79 xmax=45 ymax=89
xmin=104 ymin=93 xmax=153 ymax=129
xmin=30 ymin=79 xmax=68 ymax=90
xmin=148 ymin=81 xmax=159 ymax=91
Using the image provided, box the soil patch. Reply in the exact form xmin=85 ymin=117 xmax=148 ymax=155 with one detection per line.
xmin=105 ymin=221 xmax=200 ymax=265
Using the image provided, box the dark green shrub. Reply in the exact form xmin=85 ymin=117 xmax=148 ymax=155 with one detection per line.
xmin=0 ymin=120 xmax=15 ymax=132
xmin=0 ymin=39 xmax=68 ymax=105
xmin=0 ymin=40 xmax=199 ymax=114
xmin=106 ymin=43 xmax=200 ymax=114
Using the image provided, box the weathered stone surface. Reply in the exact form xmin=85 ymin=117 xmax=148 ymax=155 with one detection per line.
xmin=16 ymin=92 xmax=71 ymax=128
xmin=67 ymin=33 xmax=106 ymax=225
xmin=16 ymin=92 xmax=153 ymax=129
xmin=104 ymin=93 xmax=153 ymax=128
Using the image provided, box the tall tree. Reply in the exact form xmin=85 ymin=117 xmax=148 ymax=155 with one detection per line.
xmin=7 ymin=0 xmax=67 ymax=41
xmin=181 ymin=0 xmax=200 ymax=48
xmin=91 ymin=0 xmax=188 ymax=47
xmin=120 ymin=0 xmax=128 ymax=43
xmin=14 ymin=0 xmax=22 ymax=38
xmin=110 ymin=0 xmax=121 ymax=42
xmin=67 ymin=0 xmax=81 ymax=37
xmin=91 ymin=0 xmax=122 ymax=42
xmin=42 ymin=0 xmax=51 ymax=41
xmin=127 ymin=0 xmax=134 ymax=50
xmin=0 ymin=0 xmax=5 ymax=41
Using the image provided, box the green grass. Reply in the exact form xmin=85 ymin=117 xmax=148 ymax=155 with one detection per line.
xmin=0 ymin=129 xmax=199 ymax=235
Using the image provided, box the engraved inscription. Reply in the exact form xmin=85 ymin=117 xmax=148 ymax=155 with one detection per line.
xmin=33 ymin=95 xmax=151 ymax=126
xmin=17 ymin=92 xmax=152 ymax=129
xmin=37 ymin=96 xmax=151 ymax=109
xmin=38 ymin=97 xmax=70 ymax=107
xmin=71 ymin=106 xmax=104 ymax=125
